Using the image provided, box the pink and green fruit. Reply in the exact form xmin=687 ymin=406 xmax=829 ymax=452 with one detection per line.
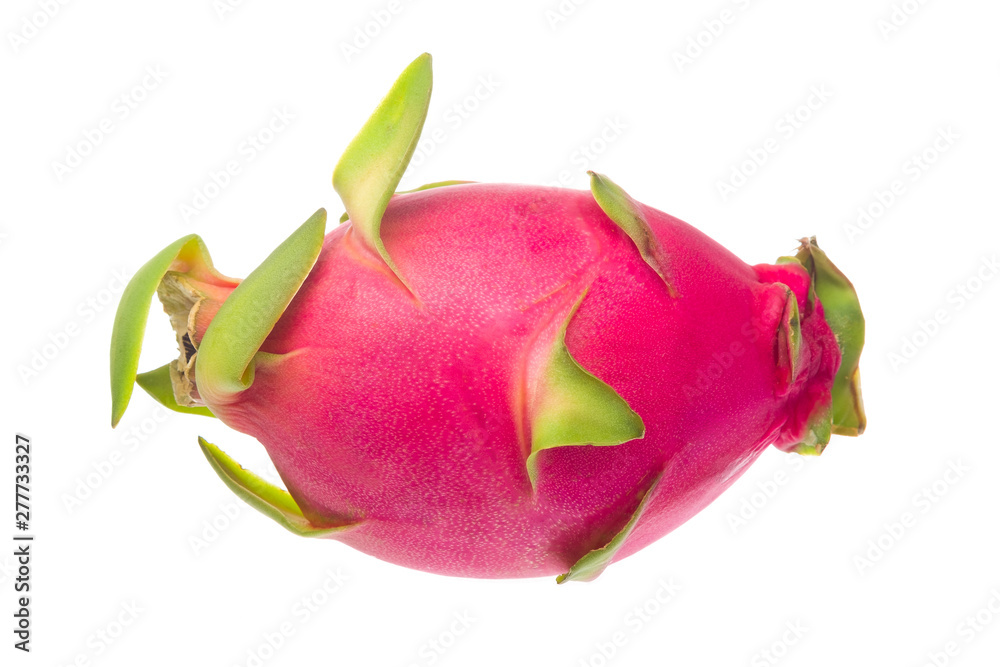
xmin=110 ymin=54 xmax=865 ymax=582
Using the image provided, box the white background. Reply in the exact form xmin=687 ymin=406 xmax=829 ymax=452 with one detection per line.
xmin=2 ymin=0 xmax=999 ymax=665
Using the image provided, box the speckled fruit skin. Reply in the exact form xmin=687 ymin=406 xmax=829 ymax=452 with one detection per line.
xmin=193 ymin=182 xmax=839 ymax=578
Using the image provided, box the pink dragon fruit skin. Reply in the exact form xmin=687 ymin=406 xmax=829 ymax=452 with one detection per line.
xmin=110 ymin=54 xmax=865 ymax=582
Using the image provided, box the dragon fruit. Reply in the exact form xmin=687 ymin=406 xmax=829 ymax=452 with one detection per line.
xmin=110 ymin=54 xmax=865 ymax=582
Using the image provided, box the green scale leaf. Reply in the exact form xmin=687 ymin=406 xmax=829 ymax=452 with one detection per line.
xmin=589 ymin=171 xmax=677 ymax=296
xmin=775 ymin=288 xmax=803 ymax=395
xmin=794 ymin=238 xmax=866 ymax=436
xmin=526 ymin=291 xmax=645 ymax=489
xmin=195 ymin=209 xmax=326 ymax=406
xmin=332 ymin=53 xmax=434 ymax=293
xmin=136 ymin=364 xmax=215 ymax=418
xmin=198 ymin=437 xmax=356 ymax=537
xmin=110 ymin=235 xmax=236 ymax=427
xmin=557 ymin=473 xmax=662 ymax=583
